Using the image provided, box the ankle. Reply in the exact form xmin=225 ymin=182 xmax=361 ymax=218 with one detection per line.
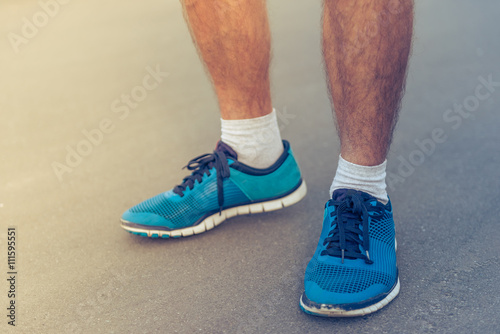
xmin=330 ymin=155 xmax=388 ymax=204
xmin=221 ymin=109 xmax=283 ymax=168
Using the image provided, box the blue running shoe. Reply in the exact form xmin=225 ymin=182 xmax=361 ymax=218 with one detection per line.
xmin=121 ymin=140 xmax=306 ymax=238
xmin=300 ymin=189 xmax=399 ymax=317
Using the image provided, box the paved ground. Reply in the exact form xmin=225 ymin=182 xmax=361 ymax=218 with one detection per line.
xmin=1 ymin=0 xmax=500 ymax=333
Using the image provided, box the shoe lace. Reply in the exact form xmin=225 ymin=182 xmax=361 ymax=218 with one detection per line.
xmin=173 ymin=149 xmax=231 ymax=213
xmin=321 ymin=190 xmax=374 ymax=264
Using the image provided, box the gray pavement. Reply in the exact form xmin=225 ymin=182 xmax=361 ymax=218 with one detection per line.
xmin=1 ymin=0 xmax=500 ymax=333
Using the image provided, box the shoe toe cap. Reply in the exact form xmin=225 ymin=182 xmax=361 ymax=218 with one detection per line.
xmin=121 ymin=209 xmax=174 ymax=229
xmin=304 ymin=280 xmax=390 ymax=306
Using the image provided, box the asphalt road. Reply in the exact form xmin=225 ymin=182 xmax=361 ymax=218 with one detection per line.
xmin=1 ymin=0 xmax=500 ymax=333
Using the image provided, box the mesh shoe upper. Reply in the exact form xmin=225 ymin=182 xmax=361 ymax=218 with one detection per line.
xmin=304 ymin=189 xmax=397 ymax=305
xmin=127 ymin=178 xmax=249 ymax=229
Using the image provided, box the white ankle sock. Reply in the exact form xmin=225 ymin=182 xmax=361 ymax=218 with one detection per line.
xmin=330 ymin=155 xmax=388 ymax=204
xmin=220 ymin=109 xmax=284 ymax=168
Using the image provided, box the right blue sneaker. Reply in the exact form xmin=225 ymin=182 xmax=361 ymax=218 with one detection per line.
xmin=300 ymin=189 xmax=399 ymax=317
xmin=121 ymin=140 xmax=306 ymax=238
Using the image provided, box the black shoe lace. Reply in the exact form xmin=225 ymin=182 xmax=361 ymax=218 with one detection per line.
xmin=173 ymin=149 xmax=231 ymax=213
xmin=321 ymin=190 xmax=374 ymax=264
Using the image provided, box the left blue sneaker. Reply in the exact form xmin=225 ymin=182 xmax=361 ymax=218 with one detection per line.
xmin=121 ymin=140 xmax=306 ymax=238
xmin=300 ymin=189 xmax=399 ymax=317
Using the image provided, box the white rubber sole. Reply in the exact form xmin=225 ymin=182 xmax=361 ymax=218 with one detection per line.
xmin=300 ymin=278 xmax=400 ymax=317
xmin=121 ymin=181 xmax=307 ymax=238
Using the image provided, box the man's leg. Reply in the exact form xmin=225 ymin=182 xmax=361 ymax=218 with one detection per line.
xmin=301 ymin=0 xmax=413 ymax=317
xmin=181 ymin=0 xmax=272 ymax=120
xmin=325 ymin=0 xmax=413 ymax=202
xmin=324 ymin=0 xmax=413 ymax=166
xmin=180 ymin=0 xmax=283 ymax=168
xmin=121 ymin=1 xmax=307 ymax=238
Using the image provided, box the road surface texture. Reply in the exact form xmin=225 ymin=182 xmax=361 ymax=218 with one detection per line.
xmin=1 ymin=0 xmax=499 ymax=333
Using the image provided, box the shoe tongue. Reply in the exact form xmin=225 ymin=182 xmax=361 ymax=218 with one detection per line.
xmin=332 ymin=188 xmax=358 ymax=202
xmin=332 ymin=188 xmax=375 ymax=202
xmin=215 ymin=141 xmax=238 ymax=160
